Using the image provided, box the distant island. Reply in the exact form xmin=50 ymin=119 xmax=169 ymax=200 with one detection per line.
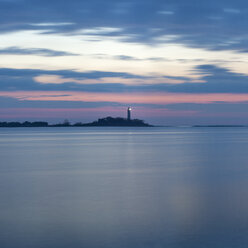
xmin=0 ymin=117 xmax=152 ymax=127
xmin=193 ymin=125 xmax=245 ymax=127
xmin=0 ymin=108 xmax=152 ymax=127
xmin=0 ymin=121 xmax=49 ymax=128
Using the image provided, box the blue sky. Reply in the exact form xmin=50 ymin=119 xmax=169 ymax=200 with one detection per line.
xmin=0 ymin=0 xmax=248 ymax=124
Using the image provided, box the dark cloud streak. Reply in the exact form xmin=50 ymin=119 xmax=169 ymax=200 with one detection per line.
xmin=0 ymin=46 xmax=79 ymax=56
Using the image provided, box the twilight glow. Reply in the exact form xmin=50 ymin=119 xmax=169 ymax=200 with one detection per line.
xmin=1 ymin=0 xmax=248 ymax=125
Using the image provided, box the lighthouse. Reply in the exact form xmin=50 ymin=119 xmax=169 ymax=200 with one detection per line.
xmin=127 ymin=107 xmax=131 ymax=120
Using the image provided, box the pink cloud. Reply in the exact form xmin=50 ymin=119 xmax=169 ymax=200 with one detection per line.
xmin=1 ymin=91 xmax=248 ymax=104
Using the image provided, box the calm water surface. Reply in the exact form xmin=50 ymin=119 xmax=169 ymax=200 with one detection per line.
xmin=1 ymin=127 xmax=248 ymax=248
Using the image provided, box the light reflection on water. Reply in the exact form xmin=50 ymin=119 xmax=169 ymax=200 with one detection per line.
xmin=1 ymin=127 xmax=248 ymax=248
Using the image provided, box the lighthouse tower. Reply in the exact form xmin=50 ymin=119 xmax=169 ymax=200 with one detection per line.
xmin=127 ymin=107 xmax=131 ymax=120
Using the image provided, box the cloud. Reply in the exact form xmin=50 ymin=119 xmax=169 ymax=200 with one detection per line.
xmin=0 ymin=46 xmax=78 ymax=56
xmin=158 ymin=11 xmax=174 ymax=15
xmin=80 ymin=27 xmax=123 ymax=35
xmin=2 ymin=91 xmax=248 ymax=105
xmin=223 ymin=8 xmax=241 ymax=14
xmin=166 ymin=102 xmax=248 ymax=113
xmin=0 ymin=64 xmax=248 ymax=94
xmin=94 ymin=54 xmax=170 ymax=62
xmin=113 ymin=55 xmax=141 ymax=61
xmin=0 ymin=0 xmax=247 ymax=52
xmin=0 ymin=96 xmax=122 ymax=109
xmin=33 ymin=74 xmax=185 ymax=86
xmin=150 ymin=65 xmax=248 ymax=93
xmin=31 ymin=22 xmax=75 ymax=27
xmin=0 ymin=68 xmax=149 ymax=92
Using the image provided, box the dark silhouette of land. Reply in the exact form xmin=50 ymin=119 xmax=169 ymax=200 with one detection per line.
xmin=193 ymin=125 xmax=245 ymax=127
xmin=74 ymin=117 xmax=151 ymax=127
xmin=0 ymin=121 xmax=49 ymax=127
xmin=0 ymin=117 xmax=152 ymax=127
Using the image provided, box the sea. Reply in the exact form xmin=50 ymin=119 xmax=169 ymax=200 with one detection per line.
xmin=1 ymin=127 xmax=248 ymax=248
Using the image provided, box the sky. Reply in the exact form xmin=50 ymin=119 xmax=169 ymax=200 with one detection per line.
xmin=0 ymin=0 xmax=248 ymax=125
